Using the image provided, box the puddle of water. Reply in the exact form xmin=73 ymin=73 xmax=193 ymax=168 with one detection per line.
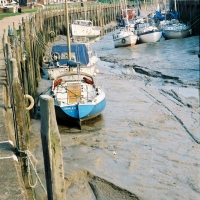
xmin=177 ymin=87 xmax=199 ymax=99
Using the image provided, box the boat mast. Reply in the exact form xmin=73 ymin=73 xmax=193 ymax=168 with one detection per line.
xmin=136 ymin=0 xmax=139 ymax=17
xmin=65 ymin=0 xmax=71 ymax=60
xmin=174 ymin=0 xmax=177 ymax=12
xmin=125 ymin=0 xmax=129 ymax=27
xmin=164 ymin=0 xmax=167 ymax=21
xmin=120 ymin=0 xmax=123 ymax=21
xmin=144 ymin=0 xmax=148 ymax=26
xmin=150 ymin=0 xmax=153 ymax=14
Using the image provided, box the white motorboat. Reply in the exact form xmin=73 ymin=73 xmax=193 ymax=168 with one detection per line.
xmin=70 ymin=20 xmax=101 ymax=38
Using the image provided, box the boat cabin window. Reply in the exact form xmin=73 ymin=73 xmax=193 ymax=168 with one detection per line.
xmin=137 ymin=23 xmax=145 ymax=29
xmin=74 ymin=20 xmax=92 ymax=26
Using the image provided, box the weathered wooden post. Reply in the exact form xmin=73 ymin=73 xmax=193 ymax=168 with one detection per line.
xmin=40 ymin=95 xmax=66 ymax=200
xmin=9 ymin=58 xmax=34 ymax=198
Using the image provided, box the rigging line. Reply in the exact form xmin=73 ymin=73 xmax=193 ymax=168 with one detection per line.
xmin=58 ymin=84 xmax=95 ymax=100
xmin=38 ymin=86 xmax=52 ymax=96
xmin=189 ymin=18 xmax=200 ymax=28
xmin=190 ymin=14 xmax=200 ymax=22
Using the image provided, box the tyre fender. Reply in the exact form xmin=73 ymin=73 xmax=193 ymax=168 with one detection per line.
xmin=122 ymin=38 xmax=126 ymax=44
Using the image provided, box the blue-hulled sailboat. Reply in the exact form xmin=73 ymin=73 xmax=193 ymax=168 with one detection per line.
xmin=49 ymin=70 xmax=106 ymax=125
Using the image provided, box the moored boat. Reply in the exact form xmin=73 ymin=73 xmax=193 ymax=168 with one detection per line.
xmin=113 ymin=27 xmax=138 ymax=48
xmin=46 ymin=70 xmax=106 ymax=126
xmin=70 ymin=19 xmax=101 ymax=38
xmin=135 ymin=23 xmax=162 ymax=43
xmin=161 ymin=21 xmax=192 ymax=40
xmin=42 ymin=42 xmax=98 ymax=79
xmin=158 ymin=0 xmax=192 ymax=40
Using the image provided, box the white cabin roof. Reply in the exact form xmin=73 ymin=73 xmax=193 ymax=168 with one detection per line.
xmin=73 ymin=20 xmax=93 ymax=26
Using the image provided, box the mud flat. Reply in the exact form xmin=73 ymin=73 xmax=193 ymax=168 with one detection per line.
xmin=30 ymin=34 xmax=200 ymax=200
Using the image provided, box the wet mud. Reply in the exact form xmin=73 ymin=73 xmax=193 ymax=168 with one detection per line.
xmin=30 ymin=34 xmax=200 ymax=200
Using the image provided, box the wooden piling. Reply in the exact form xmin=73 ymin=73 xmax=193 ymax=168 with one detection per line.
xmin=40 ymin=95 xmax=66 ymax=200
xmin=9 ymin=58 xmax=34 ymax=198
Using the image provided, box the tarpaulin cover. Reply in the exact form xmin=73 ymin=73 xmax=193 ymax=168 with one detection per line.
xmin=52 ymin=43 xmax=89 ymax=66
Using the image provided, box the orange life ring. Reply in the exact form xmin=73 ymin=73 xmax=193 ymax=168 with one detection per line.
xmin=83 ymin=77 xmax=93 ymax=85
xmin=54 ymin=78 xmax=62 ymax=87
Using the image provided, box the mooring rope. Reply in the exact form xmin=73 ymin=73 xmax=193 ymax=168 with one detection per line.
xmin=189 ymin=18 xmax=200 ymax=28
xmin=25 ymin=150 xmax=47 ymax=194
xmin=26 ymin=150 xmax=38 ymax=188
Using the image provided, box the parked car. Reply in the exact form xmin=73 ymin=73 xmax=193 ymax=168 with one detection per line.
xmin=3 ymin=3 xmax=16 ymax=8
xmin=26 ymin=2 xmax=36 ymax=6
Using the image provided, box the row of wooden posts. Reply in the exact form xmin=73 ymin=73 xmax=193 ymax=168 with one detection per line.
xmin=3 ymin=3 xmax=121 ymax=199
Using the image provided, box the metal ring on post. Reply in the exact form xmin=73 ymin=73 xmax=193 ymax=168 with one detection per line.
xmin=49 ymin=31 xmax=55 ymax=38
xmin=24 ymin=95 xmax=34 ymax=111
xmin=43 ymin=56 xmax=49 ymax=63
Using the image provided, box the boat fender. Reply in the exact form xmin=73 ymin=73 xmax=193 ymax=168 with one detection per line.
xmin=122 ymin=38 xmax=126 ymax=44
xmin=54 ymin=78 xmax=62 ymax=87
xmin=83 ymin=77 xmax=94 ymax=85
xmin=24 ymin=94 xmax=34 ymax=111
xmin=52 ymin=52 xmax=60 ymax=61
xmin=49 ymin=31 xmax=55 ymax=38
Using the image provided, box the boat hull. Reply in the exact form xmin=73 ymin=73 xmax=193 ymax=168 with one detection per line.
xmin=55 ymin=97 xmax=106 ymax=122
xmin=114 ymin=34 xmax=138 ymax=48
xmin=162 ymin=28 xmax=192 ymax=39
xmin=138 ymin=31 xmax=162 ymax=43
